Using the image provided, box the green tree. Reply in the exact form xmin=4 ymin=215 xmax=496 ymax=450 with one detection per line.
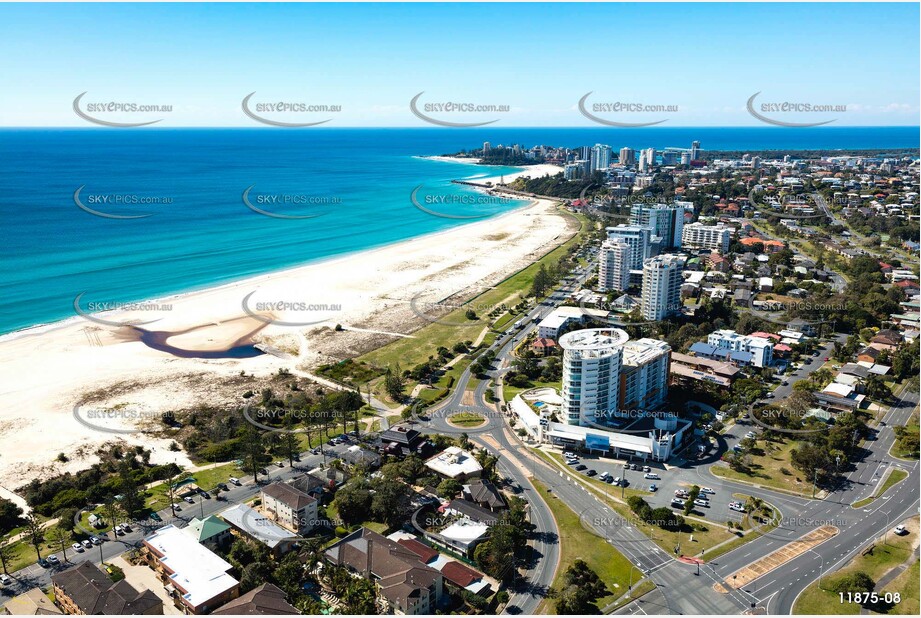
xmin=23 ymin=513 xmax=43 ymax=561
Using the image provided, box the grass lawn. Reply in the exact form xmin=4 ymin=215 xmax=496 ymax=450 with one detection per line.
xmin=144 ymin=462 xmax=245 ymax=511
xmin=793 ymin=517 xmax=919 ymax=615
xmin=711 ymin=439 xmax=817 ymax=497
xmin=852 ymin=469 xmax=908 ymax=509
xmin=503 ymin=379 xmax=562 ymax=408
xmin=892 ymin=413 xmax=919 ymax=460
xmin=880 ymin=559 xmax=919 ymax=615
xmin=531 ymin=478 xmax=639 ymax=612
xmin=358 ymin=209 xmax=587 ymax=373
xmin=447 ymin=412 xmax=486 ymax=428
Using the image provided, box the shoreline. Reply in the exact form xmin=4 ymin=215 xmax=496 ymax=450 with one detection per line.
xmin=1 ymin=180 xmax=535 ymax=344
xmin=0 ymin=189 xmax=573 ymax=490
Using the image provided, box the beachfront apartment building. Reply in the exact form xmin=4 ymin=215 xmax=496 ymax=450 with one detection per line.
xmin=605 ymin=225 xmax=651 ymax=270
xmin=706 ymin=329 xmax=774 ymax=368
xmin=261 ymin=482 xmax=318 ymax=535
xmin=619 ymin=146 xmax=636 ymax=166
xmin=630 ymin=203 xmax=685 ymax=249
xmin=598 ymin=238 xmax=632 ymax=292
xmin=620 ymin=338 xmax=671 ymax=412
xmin=590 ymin=143 xmax=612 ymax=171
xmin=641 ymin=254 xmax=684 ymax=321
xmin=560 ymin=328 xmax=629 ymax=426
xmin=141 ymin=525 xmax=239 ymax=614
xmin=681 ymin=222 xmax=732 ymax=253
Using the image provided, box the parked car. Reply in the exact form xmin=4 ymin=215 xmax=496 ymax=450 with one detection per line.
xmin=47 ymin=554 xmax=60 ymax=565
xmin=563 ymin=451 xmax=575 ymax=458
xmin=72 ymin=542 xmax=84 ymax=553
xmin=90 ymin=536 xmax=102 ymax=545
xmin=183 ymin=496 xmax=195 ymax=504
xmin=644 ymin=472 xmax=659 ymax=480
xmin=38 ymin=558 xmax=50 ymax=568
xmin=894 ymin=525 xmax=908 ymax=535
xmin=0 ymin=574 xmax=11 ymax=586
xmin=701 ymin=487 xmax=716 ymax=495
xmin=729 ymin=502 xmax=746 ymax=512
xmin=566 ymin=458 xmax=578 ymax=465
xmin=170 ymin=503 xmax=182 ymax=513
xmin=598 ymin=472 xmax=610 ymax=481
xmin=693 ymin=499 xmax=710 ymax=508
xmin=82 ymin=539 xmax=93 ymax=549
xmin=218 ymin=483 xmax=229 ymax=491
xmin=671 ymin=498 xmax=685 ymax=507
xmin=229 ymin=477 xmax=241 ymax=486
xmin=200 ymin=491 xmax=211 ymax=499
xmin=575 ymin=464 xmax=587 ymax=471
xmin=585 ymin=469 xmax=597 ymax=477
xmin=674 ymin=489 xmax=689 ymax=498
xmin=649 ymin=484 xmax=658 ymax=492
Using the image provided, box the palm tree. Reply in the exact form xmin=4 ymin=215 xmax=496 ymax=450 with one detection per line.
xmin=0 ymin=541 xmax=14 ymax=575
xmin=46 ymin=525 xmax=70 ymax=563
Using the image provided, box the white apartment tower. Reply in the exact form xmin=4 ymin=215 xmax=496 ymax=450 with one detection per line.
xmin=630 ymin=203 xmax=685 ymax=249
xmin=590 ymin=144 xmax=612 ymax=171
xmin=620 ymin=339 xmax=671 ymax=412
xmin=605 ymin=225 xmax=651 ymax=270
xmin=641 ymin=254 xmax=684 ymax=321
xmin=559 ymin=328 xmax=630 ymax=426
xmin=681 ymin=222 xmax=732 ymax=253
xmin=598 ymin=239 xmax=631 ymax=292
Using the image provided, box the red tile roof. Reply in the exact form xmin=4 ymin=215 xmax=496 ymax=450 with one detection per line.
xmin=397 ymin=538 xmax=439 ymax=564
xmin=441 ymin=561 xmax=482 ymax=588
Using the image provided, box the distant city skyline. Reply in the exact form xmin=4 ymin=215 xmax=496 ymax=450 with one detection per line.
xmin=0 ymin=2 xmax=918 ymax=127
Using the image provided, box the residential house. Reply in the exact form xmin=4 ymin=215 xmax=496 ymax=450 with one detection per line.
xmin=530 ymin=337 xmax=558 ymax=357
xmin=211 ymin=584 xmax=298 ymax=615
xmin=461 ymin=479 xmax=507 ymax=512
xmin=51 ymin=562 xmax=162 ymax=616
xmin=325 ymin=528 xmax=444 ymax=615
xmin=219 ymin=503 xmax=296 ymax=557
xmin=184 ymin=515 xmax=233 ymax=552
xmin=2 ymin=588 xmax=63 ymax=615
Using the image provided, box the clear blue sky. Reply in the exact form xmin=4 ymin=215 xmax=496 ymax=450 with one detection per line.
xmin=1 ymin=2 xmax=918 ymax=126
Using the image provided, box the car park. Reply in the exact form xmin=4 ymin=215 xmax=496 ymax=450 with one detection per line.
xmin=72 ymin=542 xmax=84 ymax=553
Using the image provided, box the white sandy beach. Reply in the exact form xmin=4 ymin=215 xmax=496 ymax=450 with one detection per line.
xmin=425 ymin=155 xmax=564 ymax=185
xmin=0 ymin=195 xmax=575 ymax=493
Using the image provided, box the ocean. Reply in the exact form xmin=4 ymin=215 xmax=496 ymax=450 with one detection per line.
xmin=1 ymin=126 xmax=917 ymax=336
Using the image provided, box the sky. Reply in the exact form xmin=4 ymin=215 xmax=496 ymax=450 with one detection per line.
xmin=0 ymin=2 xmax=918 ymax=127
